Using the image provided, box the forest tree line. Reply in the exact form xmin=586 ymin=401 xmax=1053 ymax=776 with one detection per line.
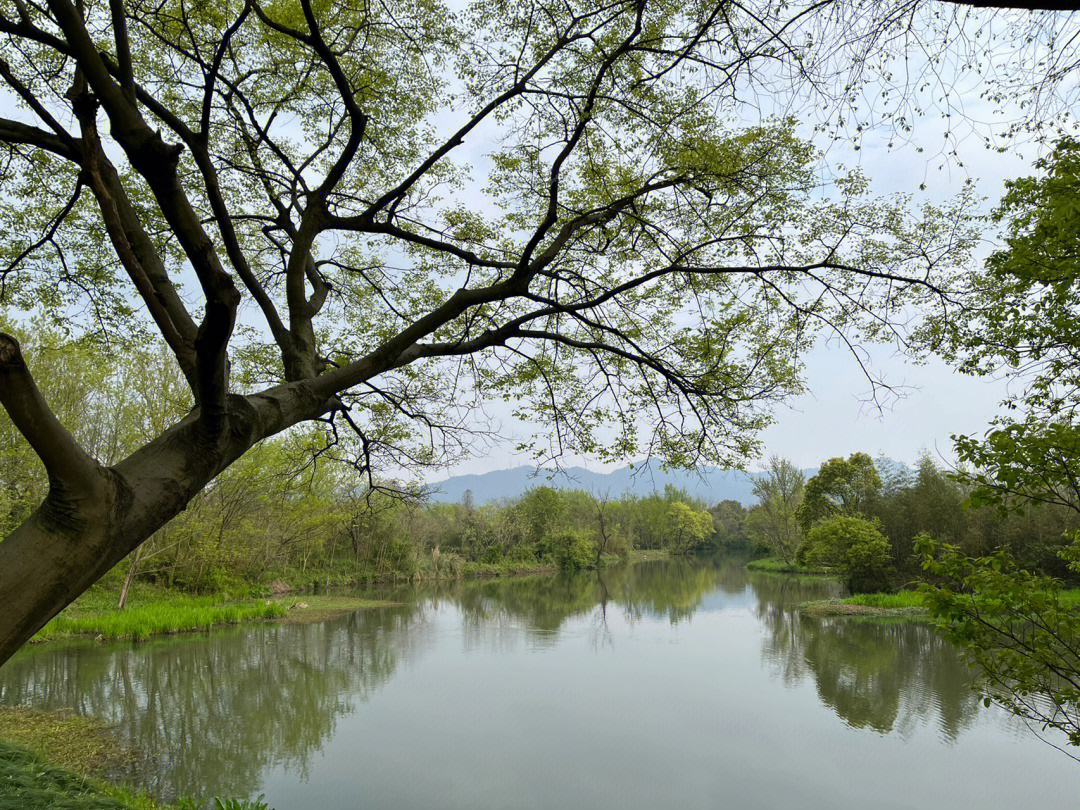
xmin=721 ymin=453 xmax=1080 ymax=592
xmin=5 ymin=316 xmax=1075 ymax=602
xmin=0 ymin=322 xmax=716 ymax=597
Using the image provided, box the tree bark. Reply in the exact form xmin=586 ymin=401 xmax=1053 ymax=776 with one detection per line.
xmin=0 ymin=382 xmax=327 ymax=666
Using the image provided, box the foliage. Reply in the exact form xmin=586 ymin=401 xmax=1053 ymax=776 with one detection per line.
xmin=0 ymin=338 xmax=719 ymax=599
xmin=797 ymin=453 xmax=881 ymax=532
xmin=918 ymin=535 xmax=1080 ymax=747
xmin=940 ymin=138 xmax=1080 ymax=414
xmin=551 ymin=529 xmax=598 ymax=572
xmin=910 ymin=140 xmax=1080 ymax=749
xmin=709 ymin=500 xmax=749 ymax=548
xmin=0 ymin=0 xmax=996 ymax=663
xmin=745 ymin=557 xmax=831 ymax=576
xmin=745 ymin=456 xmax=804 ymax=562
xmin=798 ymin=515 xmax=893 ymax=593
xmin=212 ymin=797 xmax=274 ymax=810
xmin=666 ymin=501 xmax=714 ymax=554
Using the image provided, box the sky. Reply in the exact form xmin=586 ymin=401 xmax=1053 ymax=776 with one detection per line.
xmin=0 ymin=4 xmax=1070 ymax=481
xmin=438 ymin=31 xmax=1051 ymax=479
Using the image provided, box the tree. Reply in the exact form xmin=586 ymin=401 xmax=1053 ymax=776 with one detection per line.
xmin=798 ymin=515 xmax=893 ymax=593
xmin=745 ymin=456 xmax=805 ymax=562
xmin=666 ymin=501 xmax=714 ymax=554
xmin=798 ymin=453 xmax=882 ymax=532
xmin=919 ymin=138 xmax=1080 ymax=748
xmin=590 ymin=491 xmax=627 ymax=566
xmin=0 ymin=0 xmax=1064 ymax=664
xmin=918 ymin=536 xmax=1080 ymax=748
xmin=710 ymin=500 xmax=748 ymax=548
xmin=872 ymin=453 xmax=966 ymax=571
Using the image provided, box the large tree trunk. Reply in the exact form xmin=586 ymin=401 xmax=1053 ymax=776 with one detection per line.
xmin=0 ymin=384 xmax=326 ymax=666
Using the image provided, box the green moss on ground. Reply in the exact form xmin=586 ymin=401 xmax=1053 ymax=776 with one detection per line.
xmin=0 ymin=732 xmax=167 ymax=810
xmin=0 ymin=707 xmax=137 ymax=777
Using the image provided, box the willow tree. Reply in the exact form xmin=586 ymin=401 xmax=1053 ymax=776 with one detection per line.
xmin=0 ymin=0 xmax=1066 ymax=664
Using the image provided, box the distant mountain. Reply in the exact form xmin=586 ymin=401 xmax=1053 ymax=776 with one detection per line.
xmin=425 ymin=461 xmax=801 ymax=506
xmin=425 ymin=456 xmax=909 ymax=506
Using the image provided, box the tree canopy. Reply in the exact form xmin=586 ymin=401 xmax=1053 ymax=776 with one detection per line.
xmin=0 ymin=0 xmax=1076 ymax=665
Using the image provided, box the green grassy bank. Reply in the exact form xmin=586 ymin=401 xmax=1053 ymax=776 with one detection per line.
xmin=0 ymin=706 xmax=173 ymax=810
xmin=28 ymin=550 xmax=672 ymax=646
xmin=0 ymin=707 xmax=277 ymax=809
xmin=29 ymin=588 xmax=403 ymax=645
xmin=744 ymin=556 xmax=833 ymax=576
xmin=32 ymin=595 xmax=288 ymax=643
xmin=801 ymin=591 xmax=929 ymax=619
xmin=0 ymin=740 xmax=165 ymax=810
xmin=803 ymin=587 xmax=1080 ymax=619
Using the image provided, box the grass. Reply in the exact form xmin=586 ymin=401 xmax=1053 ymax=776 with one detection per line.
xmin=29 ymin=585 xmax=407 ymax=643
xmin=0 ymin=707 xmax=137 ymax=777
xmin=32 ymin=595 xmax=287 ymax=643
xmin=805 ymin=585 xmax=1080 ymax=620
xmin=843 ymin=591 xmax=926 ymax=609
xmin=801 ymin=590 xmax=929 ymax=619
xmin=0 ymin=710 xmax=274 ymax=809
xmin=0 ymin=736 xmax=168 ymax=810
xmin=745 ymin=556 xmax=833 ymax=576
xmin=1061 ymin=588 xmax=1080 ymax=607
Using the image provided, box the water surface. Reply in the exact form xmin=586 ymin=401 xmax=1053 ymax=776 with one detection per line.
xmin=2 ymin=555 xmax=1078 ymax=808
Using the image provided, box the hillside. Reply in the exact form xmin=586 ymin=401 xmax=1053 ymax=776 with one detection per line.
xmin=426 ymin=461 xmax=773 ymax=505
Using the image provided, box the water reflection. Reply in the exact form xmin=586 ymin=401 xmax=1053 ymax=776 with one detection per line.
xmin=747 ymin=571 xmax=981 ymax=740
xmin=0 ymin=556 xmax=992 ymax=804
xmin=0 ymin=605 xmax=431 ymax=799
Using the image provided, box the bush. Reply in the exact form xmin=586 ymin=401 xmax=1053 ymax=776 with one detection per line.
xmin=550 ymin=529 xmax=597 ymax=571
xmin=797 ymin=515 xmax=893 ymax=593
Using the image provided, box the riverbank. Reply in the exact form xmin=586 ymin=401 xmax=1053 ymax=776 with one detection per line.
xmin=0 ymin=739 xmax=166 ymax=810
xmin=28 ymin=550 xmax=674 ymax=646
xmin=801 ymin=592 xmax=929 ymax=619
xmin=0 ymin=708 xmax=270 ymax=810
xmin=0 ymin=707 xmax=170 ymax=810
xmin=744 ymin=556 xmax=833 ymax=576
xmin=29 ymin=590 xmax=404 ymax=645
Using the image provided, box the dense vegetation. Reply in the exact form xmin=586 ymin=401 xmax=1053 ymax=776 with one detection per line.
xmin=0 ymin=330 xmax=715 ymax=599
xmin=1 ymin=0 xmax=1079 ymax=774
xmin=5 ymin=318 xmax=1079 ymax=612
xmin=715 ymin=452 xmax=1080 ymax=590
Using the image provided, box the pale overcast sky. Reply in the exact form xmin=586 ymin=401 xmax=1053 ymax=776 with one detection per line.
xmin=0 ymin=6 xmax=1063 ymax=479
xmin=439 ymin=63 xmax=1043 ymax=478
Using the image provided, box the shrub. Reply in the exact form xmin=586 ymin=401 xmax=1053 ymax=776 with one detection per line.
xmin=797 ymin=515 xmax=893 ymax=593
xmin=550 ymin=529 xmax=597 ymax=571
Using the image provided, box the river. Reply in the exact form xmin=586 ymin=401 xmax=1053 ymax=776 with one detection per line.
xmin=2 ymin=554 xmax=1078 ymax=808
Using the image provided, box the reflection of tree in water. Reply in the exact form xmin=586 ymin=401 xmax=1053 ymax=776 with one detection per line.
xmin=398 ymin=556 xmax=734 ymax=648
xmin=609 ymin=557 xmax=730 ymax=625
xmin=0 ymin=555 xmax=987 ymax=804
xmin=751 ymin=574 xmax=981 ymax=741
xmin=458 ymin=556 xmax=730 ymax=634
xmin=0 ymin=603 xmax=429 ymax=801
